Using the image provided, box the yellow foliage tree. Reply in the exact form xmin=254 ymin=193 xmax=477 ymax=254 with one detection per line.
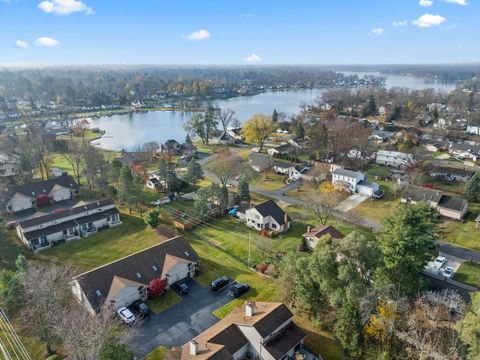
xmin=241 ymin=114 xmax=275 ymax=150
xmin=319 ymin=182 xmax=336 ymax=193
xmin=364 ymin=301 xmax=398 ymax=343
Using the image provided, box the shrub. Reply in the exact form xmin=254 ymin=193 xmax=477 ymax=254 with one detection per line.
xmin=256 ymin=263 xmax=268 ymax=273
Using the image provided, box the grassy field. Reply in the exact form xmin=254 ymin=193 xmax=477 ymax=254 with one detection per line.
xmin=250 ymin=172 xmax=287 ymax=191
xmin=443 ymin=203 xmax=480 ymax=251
xmin=37 ymin=213 xmax=166 ymax=272
xmin=143 ymin=346 xmax=167 ymax=360
xmin=350 ymin=180 xmax=400 ymax=222
xmin=453 ymin=262 xmax=480 ymax=288
xmin=147 ymin=291 xmax=182 ymax=314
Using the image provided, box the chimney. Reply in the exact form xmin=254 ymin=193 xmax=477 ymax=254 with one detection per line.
xmin=246 ymin=302 xmax=254 ymax=317
xmin=307 ymin=226 xmax=311 ymax=233
xmin=189 ymin=339 xmax=199 ymax=356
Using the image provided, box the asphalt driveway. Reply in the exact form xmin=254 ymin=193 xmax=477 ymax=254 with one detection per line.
xmin=335 ymin=194 xmax=369 ymax=212
xmin=129 ymin=278 xmax=233 ymax=358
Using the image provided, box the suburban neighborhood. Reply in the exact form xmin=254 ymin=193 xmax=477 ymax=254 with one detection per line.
xmin=1 ymin=1 xmax=480 ymax=360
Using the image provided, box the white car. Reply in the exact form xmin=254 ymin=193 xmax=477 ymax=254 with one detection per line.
xmin=117 ymin=307 xmax=136 ymax=325
xmin=434 ymin=256 xmax=446 ymax=267
xmin=442 ymin=266 xmax=454 ymax=279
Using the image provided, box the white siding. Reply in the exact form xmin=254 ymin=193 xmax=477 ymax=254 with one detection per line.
xmin=110 ymin=286 xmax=143 ymax=310
xmin=166 ymin=262 xmax=189 ymax=285
xmin=7 ymin=193 xmax=34 ymax=213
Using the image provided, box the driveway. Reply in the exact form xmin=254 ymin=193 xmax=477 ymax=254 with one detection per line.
xmin=335 ymin=194 xmax=369 ymax=213
xmin=129 ymin=278 xmax=233 ymax=358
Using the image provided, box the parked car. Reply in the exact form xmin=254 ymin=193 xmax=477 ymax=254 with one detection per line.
xmin=435 ymin=256 xmax=446 ymax=267
xmin=117 ymin=307 xmax=136 ymax=325
xmin=211 ymin=276 xmax=229 ymax=291
xmin=132 ymin=301 xmax=150 ymax=317
xmin=230 ymin=283 xmax=249 ymax=298
xmin=442 ymin=266 xmax=454 ymax=279
xmin=175 ymin=282 xmax=189 ymax=295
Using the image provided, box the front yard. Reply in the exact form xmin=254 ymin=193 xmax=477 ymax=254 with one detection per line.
xmin=453 ymin=262 xmax=480 ymax=288
xmin=147 ymin=291 xmax=182 ymax=314
xmin=443 ymin=203 xmax=480 ymax=251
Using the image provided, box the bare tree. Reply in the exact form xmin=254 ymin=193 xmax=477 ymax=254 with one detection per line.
xmin=205 ymin=148 xmax=244 ymax=187
xmin=64 ymin=141 xmax=84 ymax=185
xmin=216 ymin=108 xmax=236 ymax=132
xmin=305 ymin=191 xmax=341 ymax=225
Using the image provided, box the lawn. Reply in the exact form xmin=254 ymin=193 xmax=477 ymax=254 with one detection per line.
xmin=453 ymin=262 xmax=480 ymax=288
xmin=250 ymin=172 xmax=287 ymax=191
xmin=143 ymin=346 xmax=167 ymax=360
xmin=443 ymin=203 xmax=480 ymax=251
xmin=147 ymin=291 xmax=182 ymax=314
xmin=37 ymin=213 xmax=166 ymax=272
xmin=366 ymin=164 xmax=391 ymax=178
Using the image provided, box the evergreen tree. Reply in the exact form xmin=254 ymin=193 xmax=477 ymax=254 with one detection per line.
xmin=236 ymin=176 xmax=251 ymax=202
xmin=375 ymin=202 xmax=442 ymax=298
xmin=272 ymin=109 xmax=279 ymax=123
xmin=184 ymin=161 xmax=204 ymax=185
xmin=185 ymin=134 xmax=192 ymax=144
xmin=465 ymin=172 xmax=480 ymax=202
xmin=194 ymin=183 xmax=228 ymax=218
xmin=143 ymin=208 xmax=161 ymax=227
xmin=334 ymin=300 xmax=362 ymax=358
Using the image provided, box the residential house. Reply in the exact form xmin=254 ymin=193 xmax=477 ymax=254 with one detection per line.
xmin=429 ymin=166 xmax=474 ymax=183
xmin=237 ymin=200 xmax=291 ymax=233
xmin=248 ymin=153 xmax=274 ymax=173
xmin=331 ymin=167 xmax=383 ymax=198
xmin=1 ymin=174 xmax=79 ymax=214
xmin=267 ymin=143 xmax=299 ymax=157
xmin=71 ymin=235 xmax=199 ymax=315
xmin=50 ymin=167 xmax=65 ymax=178
xmin=466 ymin=124 xmax=480 ymax=135
xmin=303 ymin=225 xmax=344 ymax=250
xmin=449 ymin=143 xmax=480 ymax=162
xmin=0 ymin=153 xmax=20 ymax=178
xmin=218 ymin=128 xmax=243 ymax=145
xmin=401 ymin=185 xmax=468 ymax=220
xmin=160 ymin=139 xmax=182 ymax=155
xmin=146 ymin=175 xmax=164 ymax=191
xmin=180 ymin=143 xmax=198 ymax=159
xmin=425 ymin=141 xmax=448 ymax=152
xmin=375 ymin=150 xmax=415 ymax=168
xmin=116 ymin=151 xmax=151 ymax=167
xmin=16 ymin=199 xmax=121 ymax=252
xmin=369 ymin=130 xmax=394 ymax=143
xmin=176 ymin=302 xmax=306 ymax=360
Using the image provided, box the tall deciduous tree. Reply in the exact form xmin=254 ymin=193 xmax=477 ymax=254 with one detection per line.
xmin=205 ymin=148 xmax=243 ymax=188
xmin=194 ymin=183 xmax=228 ymax=218
xmin=241 ymin=114 xmax=275 ymax=151
xmin=375 ymin=202 xmax=442 ymax=298
xmin=183 ymin=107 xmax=218 ymax=145
xmin=216 ymin=108 xmax=236 ymax=132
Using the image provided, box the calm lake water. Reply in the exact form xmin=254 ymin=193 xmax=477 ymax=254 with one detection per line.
xmin=90 ymin=73 xmax=456 ymax=151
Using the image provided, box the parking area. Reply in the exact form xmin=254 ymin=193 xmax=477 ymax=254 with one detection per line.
xmin=335 ymin=194 xmax=369 ymax=213
xmin=425 ymin=253 xmax=464 ymax=278
xmin=128 ymin=278 xmax=235 ymax=358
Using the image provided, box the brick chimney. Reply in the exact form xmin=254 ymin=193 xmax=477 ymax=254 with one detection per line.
xmin=189 ymin=339 xmax=199 ymax=355
xmin=246 ymin=302 xmax=254 ymax=317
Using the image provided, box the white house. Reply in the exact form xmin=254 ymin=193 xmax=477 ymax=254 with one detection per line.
xmin=0 ymin=153 xmax=20 ymax=178
xmin=71 ymin=235 xmax=199 ymax=314
xmin=449 ymin=143 xmax=480 ymax=162
xmin=237 ymin=200 xmax=291 ymax=233
xmin=375 ymin=150 xmax=415 ymax=168
xmin=331 ymin=167 xmax=383 ymax=198
xmin=179 ymin=302 xmax=306 ymax=360
xmin=146 ymin=174 xmax=164 ymax=191
xmin=16 ymin=199 xmax=122 ymax=252
xmin=1 ymin=174 xmax=79 ymax=214
xmin=466 ymin=125 xmax=480 ymax=135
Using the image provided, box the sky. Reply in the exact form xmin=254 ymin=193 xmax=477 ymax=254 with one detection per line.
xmin=0 ymin=0 xmax=479 ymax=65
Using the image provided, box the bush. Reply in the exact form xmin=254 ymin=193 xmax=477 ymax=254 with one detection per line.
xmin=143 ymin=208 xmax=161 ymax=227
xmin=256 ymin=263 xmax=268 ymax=273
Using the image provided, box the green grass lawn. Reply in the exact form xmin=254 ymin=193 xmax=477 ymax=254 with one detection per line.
xmin=147 ymin=291 xmax=182 ymax=314
xmin=443 ymin=203 xmax=480 ymax=251
xmin=453 ymin=262 xmax=480 ymax=288
xmin=143 ymin=346 xmax=167 ymax=360
xmin=366 ymin=164 xmax=391 ymax=178
xmin=37 ymin=213 xmax=165 ymax=272
xmin=250 ymin=172 xmax=287 ymax=191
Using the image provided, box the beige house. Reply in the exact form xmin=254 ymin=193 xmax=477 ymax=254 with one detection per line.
xmin=401 ymin=185 xmax=468 ymax=220
xmin=174 ymin=302 xmax=306 ymax=360
xmin=303 ymin=225 xmax=344 ymax=250
xmin=71 ymin=235 xmax=199 ymax=314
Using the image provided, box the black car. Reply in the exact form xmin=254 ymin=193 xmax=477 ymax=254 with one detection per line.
xmin=231 ymin=283 xmax=249 ymax=298
xmin=131 ymin=301 xmax=150 ymax=317
xmin=175 ymin=282 xmax=189 ymax=295
xmin=211 ymin=276 xmax=229 ymax=291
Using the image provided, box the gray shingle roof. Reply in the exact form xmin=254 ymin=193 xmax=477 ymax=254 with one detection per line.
xmin=332 ymin=168 xmax=363 ymax=179
xmin=438 ymin=195 xmax=468 ymax=212
xmin=401 ymin=185 xmax=443 ymax=203
xmin=254 ymin=200 xmax=290 ymax=226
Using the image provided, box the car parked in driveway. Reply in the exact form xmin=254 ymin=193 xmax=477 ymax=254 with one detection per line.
xmin=211 ymin=276 xmax=229 ymax=291
xmin=174 ymin=282 xmax=189 ymax=295
xmin=131 ymin=301 xmax=151 ymax=318
xmin=117 ymin=307 xmax=136 ymax=325
xmin=230 ymin=283 xmax=249 ymax=298
xmin=442 ymin=266 xmax=454 ymax=279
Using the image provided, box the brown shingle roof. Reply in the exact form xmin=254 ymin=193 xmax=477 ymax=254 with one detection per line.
xmin=72 ymin=236 xmax=199 ymax=312
xmin=303 ymin=225 xmax=344 ymax=240
xmin=263 ymin=323 xmax=306 ymax=360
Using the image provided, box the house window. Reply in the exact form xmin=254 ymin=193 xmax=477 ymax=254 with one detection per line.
xmin=82 ymin=224 xmax=87 ymax=230
xmin=31 ymin=238 xmax=39 ymax=247
xmin=106 ymin=216 xmax=110 ymax=222
xmin=40 ymin=236 xmax=48 ymax=246
xmin=271 ymin=223 xmax=277 ymax=229
xmin=69 ymin=227 xmax=75 ymax=235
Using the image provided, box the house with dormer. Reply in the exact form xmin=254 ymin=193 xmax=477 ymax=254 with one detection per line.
xmin=1 ymin=174 xmax=79 ymax=214
xmin=175 ymin=302 xmax=306 ymax=360
xmin=71 ymin=235 xmax=199 ymax=315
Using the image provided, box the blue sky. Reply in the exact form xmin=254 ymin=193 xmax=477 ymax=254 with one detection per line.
xmin=0 ymin=0 xmax=479 ymax=65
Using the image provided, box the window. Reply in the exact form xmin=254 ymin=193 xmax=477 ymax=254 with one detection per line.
xmin=106 ymin=216 xmax=110 ymax=222
xmin=82 ymin=224 xmax=87 ymax=230
xmin=271 ymin=223 xmax=277 ymax=229
xmin=31 ymin=238 xmax=39 ymax=246
xmin=40 ymin=236 xmax=48 ymax=246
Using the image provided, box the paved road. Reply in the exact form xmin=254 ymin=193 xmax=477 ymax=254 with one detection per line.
xmin=128 ymin=279 xmax=232 ymax=358
xmin=198 ymin=153 xmax=480 ymax=265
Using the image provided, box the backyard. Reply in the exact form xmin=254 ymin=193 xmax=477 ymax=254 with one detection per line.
xmin=453 ymin=262 xmax=480 ymax=288
xmin=443 ymin=203 xmax=480 ymax=251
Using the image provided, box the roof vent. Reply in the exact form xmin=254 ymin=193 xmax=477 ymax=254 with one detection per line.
xmin=84 ymin=206 xmax=88 ymax=210
xmin=97 ymin=201 xmax=100 ymax=205
xmin=189 ymin=339 xmax=198 ymax=356
xmin=136 ymin=273 xmax=142 ymax=279
xmin=152 ymin=265 xmax=158 ymax=271
xmin=184 ymin=251 xmax=190 ymax=257
xmin=96 ymin=290 xmax=102 ymax=297
xmin=246 ymin=302 xmax=254 ymax=317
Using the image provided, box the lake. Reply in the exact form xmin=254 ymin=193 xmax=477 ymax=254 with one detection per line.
xmin=89 ymin=73 xmax=456 ymax=151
